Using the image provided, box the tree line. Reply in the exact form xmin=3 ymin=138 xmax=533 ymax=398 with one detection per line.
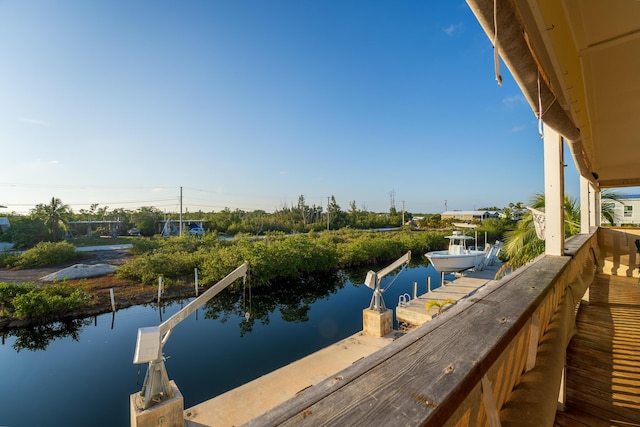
xmin=0 ymin=195 xmax=523 ymax=249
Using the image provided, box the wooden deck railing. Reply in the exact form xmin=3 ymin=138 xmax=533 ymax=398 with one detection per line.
xmin=243 ymin=231 xmax=600 ymax=426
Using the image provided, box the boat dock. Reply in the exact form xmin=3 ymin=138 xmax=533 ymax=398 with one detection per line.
xmin=396 ymin=263 xmax=500 ymax=326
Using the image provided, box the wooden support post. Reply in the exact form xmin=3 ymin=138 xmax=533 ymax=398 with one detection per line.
xmin=194 ymin=268 xmax=199 ymax=297
xmin=595 ymin=190 xmax=602 ymax=227
xmin=427 ymin=276 xmax=431 ymax=293
xmin=543 ymin=125 xmax=565 ymax=256
xmin=157 ymin=277 xmax=163 ymax=304
xmin=579 ymin=176 xmax=591 ymax=234
xmin=110 ymin=288 xmax=116 ymax=312
xmin=412 ymin=281 xmax=417 ymax=299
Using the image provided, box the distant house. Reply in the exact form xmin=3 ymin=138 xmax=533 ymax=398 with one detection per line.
xmin=441 ymin=210 xmax=499 ymax=222
xmin=605 ymin=194 xmax=640 ymax=225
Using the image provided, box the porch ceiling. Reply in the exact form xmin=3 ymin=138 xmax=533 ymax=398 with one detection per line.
xmin=467 ymin=0 xmax=640 ymax=189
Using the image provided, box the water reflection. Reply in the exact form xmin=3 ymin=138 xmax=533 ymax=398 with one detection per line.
xmin=1 ymin=269 xmax=359 ymax=349
xmin=0 ymin=263 xmax=436 ymax=427
xmin=9 ymin=318 xmax=92 ymax=352
xmin=203 ymin=270 xmax=349 ymax=336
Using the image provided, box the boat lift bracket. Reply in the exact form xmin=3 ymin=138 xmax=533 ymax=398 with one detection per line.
xmin=132 ymin=262 xmax=249 ymax=410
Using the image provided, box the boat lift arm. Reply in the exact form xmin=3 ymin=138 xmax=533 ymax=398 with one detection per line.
xmin=132 ymin=262 xmax=249 ymax=410
xmin=364 ymin=251 xmax=411 ymax=312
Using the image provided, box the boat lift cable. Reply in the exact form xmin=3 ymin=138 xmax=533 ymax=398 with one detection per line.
xmin=243 ymin=273 xmax=251 ymax=321
xmin=381 ymin=263 xmax=408 ymax=293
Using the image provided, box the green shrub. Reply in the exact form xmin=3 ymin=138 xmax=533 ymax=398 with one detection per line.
xmin=0 ymin=282 xmax=36 ymax=316
xmin=0 ymin=252 xmax=21 ymax=268
xmin=13 ymin=241 xmax=84 ymax=268
xmin=118 ymin=245 xmax=204 ymax=285
xmin=129 ymin=237 xmax=163 ymax=255
xmin=119 ymin=229 xmax=442 ymax=287
xmin=12 ymin=283 xmax=90 ymax=320
xmin=0 ymin=282 xmax=35 ymax=305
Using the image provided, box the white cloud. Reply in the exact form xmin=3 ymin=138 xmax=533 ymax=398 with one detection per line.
xmin=443 ymin=23 xmax=461 ymax=36
xmin=502 ymin=95 xmax=526 ymax=106
xmin=16 ymin=117 xmax=50 ymax=126
xmin=19 ymin=158 xmax=59 ymax=169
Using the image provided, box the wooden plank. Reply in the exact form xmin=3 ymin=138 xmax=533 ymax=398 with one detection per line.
xmin=555 ymin=273 xmax=640 ymax=426
xmin=554 ymin=407 xmax=614 ymax=427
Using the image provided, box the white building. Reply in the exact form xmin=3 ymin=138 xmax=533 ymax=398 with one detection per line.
xmin=441 ymin=210 xmax=500 ymax=222
xmin=606 ymin=194 xmax=640 ymax=225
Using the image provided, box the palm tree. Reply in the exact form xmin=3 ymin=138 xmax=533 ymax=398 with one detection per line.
xmin=31 ymin=197 xmax=72 ymax=241
xmin=601 ymin=189 xmax=624 ymax=225
xmin=497 ymin=190 xmax=622 ymax=277
xmin=497 ymin=193 xmax=579 ymax=277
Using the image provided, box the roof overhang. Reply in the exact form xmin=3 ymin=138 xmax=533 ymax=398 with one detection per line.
xmin=466 ymin=0 xmax=640 ymax=189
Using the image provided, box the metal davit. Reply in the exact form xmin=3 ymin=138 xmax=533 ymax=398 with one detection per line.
xmin=132 ymin=262 xmax=249 ymax=410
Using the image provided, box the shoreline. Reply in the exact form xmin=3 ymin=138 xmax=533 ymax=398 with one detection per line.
xmin=0 ymin=275 xmax=201 ymax=330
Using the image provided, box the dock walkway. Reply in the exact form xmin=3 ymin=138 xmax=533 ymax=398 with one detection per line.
xmin=396 ymin=263 xmax=500 ymax=326
xmin=183 ymin=331 xmax=400 ymax=426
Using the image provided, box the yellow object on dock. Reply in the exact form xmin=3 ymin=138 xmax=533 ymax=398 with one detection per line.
xmin=396 ymin=263 xmax=500 ymax=326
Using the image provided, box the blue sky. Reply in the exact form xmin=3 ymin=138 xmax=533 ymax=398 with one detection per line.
xmin=1 ymin=1 xmax=582 ymax=215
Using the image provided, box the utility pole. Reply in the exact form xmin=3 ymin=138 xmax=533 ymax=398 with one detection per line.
xmin=402 ymin=200 xmax=405 ymax=225
xmin=327 ymin=196 xmax=330 ymax=230
xmin=179 ymin=186 xmax=183 ymax=237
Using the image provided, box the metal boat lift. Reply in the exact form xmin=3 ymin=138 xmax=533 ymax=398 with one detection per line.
xmin=132 ymin=262 xmax=249 ymax=410
xmin=364 ymin=251 xmax=411 ymax=312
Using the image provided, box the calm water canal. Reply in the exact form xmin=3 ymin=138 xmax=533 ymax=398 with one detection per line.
xmin=0 ymin=263 xmax=442 ymax=427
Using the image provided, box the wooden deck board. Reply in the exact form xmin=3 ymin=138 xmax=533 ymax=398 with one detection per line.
xmin=554 ymin=273 xmax=640 ymax=426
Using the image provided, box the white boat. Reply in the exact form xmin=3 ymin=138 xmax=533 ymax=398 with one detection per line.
xmin=425 ymin=230 xmax=486 ymax=273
